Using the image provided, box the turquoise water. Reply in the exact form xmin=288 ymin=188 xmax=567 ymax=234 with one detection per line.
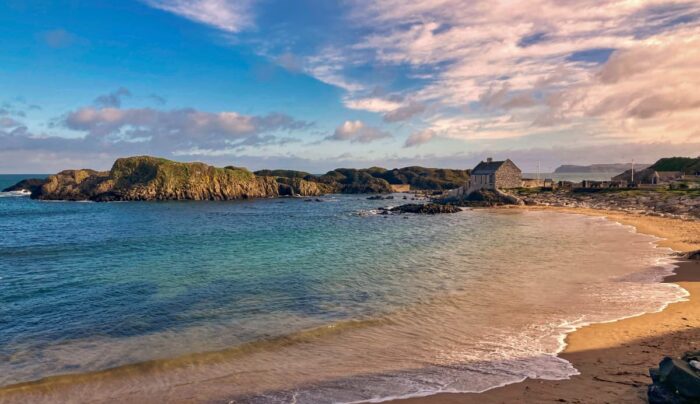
xmin=0 ymin=175 xmax=687 ymax=403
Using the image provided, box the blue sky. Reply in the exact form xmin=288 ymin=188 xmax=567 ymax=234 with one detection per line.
xmin=1 ymin=0 xmax=699 ymax=173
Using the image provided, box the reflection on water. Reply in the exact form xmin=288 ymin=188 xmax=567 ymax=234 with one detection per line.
xmin=0 ymin=193 xmax=686 ymax=403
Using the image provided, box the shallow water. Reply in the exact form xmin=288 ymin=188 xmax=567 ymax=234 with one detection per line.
xmin=0 ymin=179 xmax=686 ymax=403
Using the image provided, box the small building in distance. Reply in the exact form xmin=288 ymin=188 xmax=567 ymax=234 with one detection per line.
xmin=468 ymin=158 xmax=522 ymax=192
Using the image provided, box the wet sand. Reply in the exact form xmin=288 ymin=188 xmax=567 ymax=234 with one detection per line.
xmin=395 ymin=207 xmax=700 ymax=404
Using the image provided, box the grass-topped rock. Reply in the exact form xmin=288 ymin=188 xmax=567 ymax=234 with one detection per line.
xmin=29 ymin=156 xmax=309 ymax=201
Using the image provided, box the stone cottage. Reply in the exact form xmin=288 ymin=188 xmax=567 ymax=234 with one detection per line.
xmin=468 ymin=158 xmax=522 ymax=192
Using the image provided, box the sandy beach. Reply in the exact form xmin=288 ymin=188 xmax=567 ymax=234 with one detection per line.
xmin=395 ymin=207 xmax=700 ymax=404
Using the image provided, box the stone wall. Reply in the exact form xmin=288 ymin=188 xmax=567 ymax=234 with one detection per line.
xmin=494 ymin=160 xmax=522 ymax=189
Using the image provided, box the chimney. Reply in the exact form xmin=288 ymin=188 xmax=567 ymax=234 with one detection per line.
xmin=486 ymin=157 xmax=493 ymax=163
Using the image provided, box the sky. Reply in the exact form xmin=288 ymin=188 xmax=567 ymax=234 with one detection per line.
xmin=1 ymin=0 xmax=700 ymax=173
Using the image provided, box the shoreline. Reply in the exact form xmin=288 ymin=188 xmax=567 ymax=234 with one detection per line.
xmin=392 ymin=205 xmax=700 ymax=404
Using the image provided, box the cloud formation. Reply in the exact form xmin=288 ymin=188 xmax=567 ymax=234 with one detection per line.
xmin=94 ymin=88 xmax=132 ymax=108
xmin=62 ymin=106 xmax=309 ymax=149
xmin=325 ymin=120 xmax=391 ymax=143
xmin=143 ymin=0 xmax=255 ymax=33
xmin=404 ymin=129 xmax=435 ymax=147
xmin=302 ymin=0 xmax=700 ymax=145
xmin=384 ymin=101 xmax=426 ymax=122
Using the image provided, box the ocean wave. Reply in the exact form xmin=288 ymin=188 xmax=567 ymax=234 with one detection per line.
xmin=0 ymin=190 xmax=31 ymax=198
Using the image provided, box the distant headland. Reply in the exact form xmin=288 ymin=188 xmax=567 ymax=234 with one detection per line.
xmin=553 ymin=163 xmax=652 ymax=173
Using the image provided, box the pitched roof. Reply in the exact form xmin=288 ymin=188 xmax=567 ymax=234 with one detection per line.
xmin=472 ymin=160 xmax=507 ymax=174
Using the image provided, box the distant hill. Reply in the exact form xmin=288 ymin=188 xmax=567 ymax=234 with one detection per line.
xmin=263 ymin=166 xmax=472 ymax=191
xmin=554 ymin=163 xmax=651 ymax=174
xmin=649 ymin=157 xmax=700 ymax=174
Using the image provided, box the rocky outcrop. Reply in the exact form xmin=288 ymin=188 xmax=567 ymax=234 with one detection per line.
xmin=1 ymin=178 xmax=46 ymax=194
xmin=685 ymin=250 xmax=700 ymax=260
xmin=275 ymin=177 xmax=334 ymax=196
xmin=382 ymin=203 xmax=461 ymax=214
xmin=30 ymin=156 xmax=309 ymax=202
xmin=515 ymin=189 xmax=700 ymax=220
xmin=38 ymin=169 xmax=111 ymax=201
xmin=438 ymin=189 xmax=524 ymax=207
xmin=649 ymin=353 xmax=700 ymax=403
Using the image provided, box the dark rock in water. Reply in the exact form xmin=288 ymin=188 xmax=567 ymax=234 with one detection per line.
xmin=2 ymin=178 xmax=45 ymax=194
xmin=648 ymin=383 xmax=690 ymax=404
xmin=388 ymin=203 xmax=460 ymax=214
xmin=439 ymin=189 xmax=523 ymax=207
xmin=648 ymin=354 xmax=700 ymax=403
xmin=367 ymin=195 xmax=394 ymax=200
xmin=684 ymin=250 xmax=700 ymax=260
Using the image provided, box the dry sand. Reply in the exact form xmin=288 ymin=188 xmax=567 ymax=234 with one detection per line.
xmin=394 ymin=207 xmax=700 ymax=404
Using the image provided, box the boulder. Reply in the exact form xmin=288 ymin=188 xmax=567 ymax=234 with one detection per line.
xmin=648 ymin=355 xmax=700 ymax=403
xmin=387 ymin=203 xmax=461 ymax=214
xmin=1 ymin=178 xmax=46 ymax=194
xmin=684 ymin=250 xmax=700 ymax=261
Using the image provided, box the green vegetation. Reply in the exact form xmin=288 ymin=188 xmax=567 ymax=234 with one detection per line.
xmin=318 ymin=168 xmax=392 ymax=193
xmin=650 ymin=157 xmax=700 ymax=173
xmin=254 ymin=169 xmax=313 ymax=179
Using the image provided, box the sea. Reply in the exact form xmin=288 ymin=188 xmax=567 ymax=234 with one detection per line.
xmin=0 ymin=174 xmax=687 ymax=403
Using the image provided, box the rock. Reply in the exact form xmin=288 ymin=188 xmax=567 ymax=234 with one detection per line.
xmin=441 ymin=189 xmax=523 ymax=207
xmin=388 ymin=203 xmax=461 ymax=214
xmin=33 ymin=157 xmax=281 ymax=202
xmin=2 ymin=178 xmax=46 ymax=194
xmin=276 ymin=177 xmax=332 ymax=196
xmin=648 ymin=356 xmax=700 ymax=402
xmin=684 ymin=250 xmax=700 ymax=261
xmin=648 ymin=383 xmax=690 ymax=404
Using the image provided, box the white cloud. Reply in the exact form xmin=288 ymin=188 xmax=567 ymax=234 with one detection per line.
xmin=336 ymin=0 xmax=700 ymax=142
xmin=144 ymin=0 xmax=255 ymax=33
xmin=404 ymin=129 xmax=435 ymax=147
xmin=325 ymin=120 xmax=391 ymax=143
xmin=344 ymin=97 xmax=402 ymax=113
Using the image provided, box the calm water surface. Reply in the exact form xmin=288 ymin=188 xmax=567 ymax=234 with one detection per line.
xmin=0 ymin=175 xmax=686 ymax=403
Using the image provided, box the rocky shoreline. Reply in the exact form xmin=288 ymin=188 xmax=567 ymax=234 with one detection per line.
xmin=514 ymin=189 xmax=700 ymax=220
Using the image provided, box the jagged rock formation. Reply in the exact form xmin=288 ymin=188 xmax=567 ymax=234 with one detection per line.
xmin=383 ymin=203 xmax=461 ymax=214
xmin=275 ymin=176 xmax=334 ymax=196
xmin=1 ymin=178 xmax=46 ymax=194
xmin=514 ymin=188 xmax=700 ymax=220
xmin=437 ymin=189 xmax=524 ymax=207
xmin=648 ymin=352 xmax=700 ymax=403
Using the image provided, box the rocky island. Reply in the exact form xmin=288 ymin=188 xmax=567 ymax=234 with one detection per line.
xmin=3 ymin=156 xmax=471 ymax=202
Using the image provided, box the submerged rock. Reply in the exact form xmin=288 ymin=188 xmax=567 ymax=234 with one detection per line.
xmin=385 ymin=203 xmax=461 ymax=214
